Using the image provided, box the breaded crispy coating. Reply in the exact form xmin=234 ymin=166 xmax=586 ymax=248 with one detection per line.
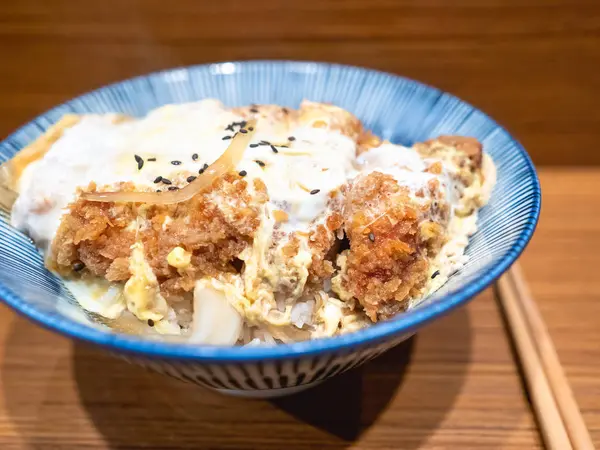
xmin=332 ymin=136 xmax=485 ymax=321
xmin=52 ymin=174 xmax=268 ymax=298
xmin=307 ymin=211 xmax=344 ymax=286
xmin=334 ymin=171 xmax=446 ymax=321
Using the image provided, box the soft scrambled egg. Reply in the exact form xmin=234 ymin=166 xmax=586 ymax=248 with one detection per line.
xmin=10 ymin=99 xmax=495 ymax=345
xmin=167 ymin=246 xmax=192 ymax=269
xmin=124 ymin=242 xmax=169 ymax=321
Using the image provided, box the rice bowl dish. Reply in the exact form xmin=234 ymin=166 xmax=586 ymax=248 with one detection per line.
xmin=5 ymin=99 xmax=496 ymax=346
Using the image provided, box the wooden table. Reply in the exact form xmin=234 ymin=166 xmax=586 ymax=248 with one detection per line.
xmin=2 ymin=0 xmax=600 ymax=167
xmin=0 ymin=168 xmax=596 ymax=449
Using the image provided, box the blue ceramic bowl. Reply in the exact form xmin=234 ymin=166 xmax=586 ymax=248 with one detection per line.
xmin=0 ymin=61 xmax=540 ymax=398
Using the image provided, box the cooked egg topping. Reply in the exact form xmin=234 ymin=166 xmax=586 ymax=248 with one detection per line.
xmin=167 ymin=246 xmax=192 ymax=270
xmin=10 ymin=99 xmax=494 ymax=344
xmin=12 ymin=100 xmax=355 ymax=247
xmin=124 ymin=242 xmax=170 ymax=322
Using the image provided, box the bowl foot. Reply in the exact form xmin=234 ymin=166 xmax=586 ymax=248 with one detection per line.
xmin=210 ymin=380 xmax=324 ymax=398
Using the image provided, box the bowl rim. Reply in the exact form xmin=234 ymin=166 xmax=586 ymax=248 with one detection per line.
xmin=0 ymin=60 xmax=541 ymax=362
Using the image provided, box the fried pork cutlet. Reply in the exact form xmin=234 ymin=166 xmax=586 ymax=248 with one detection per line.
xmin=52 ymin=174 xmax=268 ymax=299
xmin=333 ymin=171 xmax=444 ymax=321
xmin=333 ymin=137 xmax=485 ymax=321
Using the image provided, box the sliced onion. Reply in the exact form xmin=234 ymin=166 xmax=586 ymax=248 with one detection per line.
xmin=82 ymin=119 xmax=257 ymax=204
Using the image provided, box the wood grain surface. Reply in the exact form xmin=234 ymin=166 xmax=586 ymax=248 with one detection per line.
xmin=0 ymin=168 xmax=597 ymax=449
xmin=1 ymin=0 xmax=599 ymax=165
xmin=0 ymin=292 xmax=540 ymax=449
xmin=519 ymin=168 xmax=600 ymax=448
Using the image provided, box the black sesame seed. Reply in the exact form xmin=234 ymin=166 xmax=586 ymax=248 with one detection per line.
xmin=259 ymin=140 xmax=270 ymax=146
xmin=134 ymin=154 xmax=144 ymax=170
xmin=288 ymin=136 xmax=296 ymax=141
xmin=156 ymin=189 xmax=162 ymax=192
xmin=368 ymin=232 xmax=375 ymax=242
xmin=161 ymin=178 xmax=172 ymax=185
xmin=240 ymin=120 xmax=247 ymax=128
xmin=239 ymin=170 xmax=247 ymax=177
xmin=187 ymin=175 xmax=197 ymax=183
xmin=72 ymin=261 xmax=85 ymax=272
xmin=248 ymin=127 xmax=254 ymax=131
xmin=192 ymin=153 xmax=199 ymax=161
xmin=250 ymin=108 xmax=259 ymax=113
xmin=431 ymin=270 xmax=440 ymax=279
xmin=249 ymin=143 xmax=259 ymax=148
xmin=147 ymin=157 xmax=157 ymax=162
xmin=222 ymin=135 xmax=232 ymax=140
xmin=147 ymin=319 xmax=155 ymax=327
xmin=199 ymin=163 xmax=209 ymax=174
xmin=171 ymin=160 xmax=182 ymax=166
xmin=271 ymin=145 xmax=279 ymax=154
xmin=225 ymin=124 xmax=234 ymax=132
xmin=153 ymin=176 xmax=163 ymax=184
xmin=168 ymin=186 xmax=179 ymax=191
xmin=280 ymin=145 xmax=289 ymax=148
xmin=310 ymin=189 xmax=320 ymax=195
xmin=255 ymin=160 xmax=265 ymax=167
xmin=239 ymin=129 xmax=248 ymax=134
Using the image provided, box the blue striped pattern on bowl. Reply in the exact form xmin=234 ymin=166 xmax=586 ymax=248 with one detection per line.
xmin=0 ymin=61 xmax=540 ymax=397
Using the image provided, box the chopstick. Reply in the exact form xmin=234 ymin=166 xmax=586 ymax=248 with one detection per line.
xmin=497 ymin=273 xmax=571 ymax=449
xmin=497 ymin=263 xmax=595 ymax=450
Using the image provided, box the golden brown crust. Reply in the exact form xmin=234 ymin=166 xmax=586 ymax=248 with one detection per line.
xmin=307 ymin=212 xmax=343 ymax=286
xmin=336 ymin=171 xmax=446 ymax=321
xmin=51 ymin=174 xmax=268 ymax=298
xmin=334 ymin=135 xmax=484 ymax=321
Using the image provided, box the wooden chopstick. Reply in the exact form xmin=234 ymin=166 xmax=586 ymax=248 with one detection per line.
xmin=497 ymin=273 xmax=572 ymax=449
xmin=497 ymin=263 xmax=595 ymax=450
xmin=508 ymin=264 xmax=595 ymax=449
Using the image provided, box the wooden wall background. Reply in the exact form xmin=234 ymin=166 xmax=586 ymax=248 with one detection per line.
xmin=1 ymin=0 xmax=599 ymax=165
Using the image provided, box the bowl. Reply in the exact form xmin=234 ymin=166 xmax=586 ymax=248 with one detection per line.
xmin=0 ymin=61 xmax=540 ymax=398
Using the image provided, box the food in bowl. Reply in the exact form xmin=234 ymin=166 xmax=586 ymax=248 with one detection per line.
xmin=5 ymin=99 xmax=495 ymax=345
